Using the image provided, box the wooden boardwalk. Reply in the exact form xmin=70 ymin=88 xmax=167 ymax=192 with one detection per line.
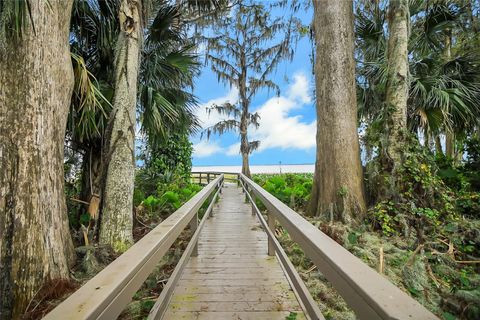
xmin=44 ymin=174 xmax=438 ymax=320
xmin=163 ymin=183 xmax=305 ymax=319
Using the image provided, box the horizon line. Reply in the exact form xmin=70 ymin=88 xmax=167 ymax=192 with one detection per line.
xmin=192 ymin=163 xmax=315 ymax=167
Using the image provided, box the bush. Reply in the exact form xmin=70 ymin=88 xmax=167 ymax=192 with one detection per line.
xmin=253 ymin=173 xmax=313 ymax=212
xmin=365 ymin=138 xmax=457 ymax=239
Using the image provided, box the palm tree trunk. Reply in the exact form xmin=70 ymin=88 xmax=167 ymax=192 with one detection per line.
xmin=79 ymin=146 xmax=103 ymax=239
xmin=446 ymin=131 xmax=455 ymax=159
xmin=100 ymin=0 xmax=142 ymax=252
xmin=435 ymin=135 xmax=443 ymax=156
xmin=308 ymin=0 xmax=366 ymax=221
xmin=444 ymin=29 xmax=456 ymax=161
xmin=0 ymin=1 xmax=75 ymax=317
xmin=384 ymin=0 xmax=409 ymax=173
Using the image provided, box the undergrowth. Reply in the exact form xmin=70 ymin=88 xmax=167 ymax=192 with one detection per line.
xmin=252 ymin=142 xmax=480 ymax=320
xmin=26 ymin=169 xmax=204 ymax=319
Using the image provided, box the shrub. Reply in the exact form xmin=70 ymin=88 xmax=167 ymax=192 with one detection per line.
xmin=253 ymin=173 xmax=313 ymax=212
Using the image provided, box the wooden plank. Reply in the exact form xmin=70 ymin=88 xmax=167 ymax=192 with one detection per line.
xmin=182 ymin=268 xmax=284 ymax=274
xmin=180 ymin=273 xmax=286 ymax=280
xmin=162 ymin=311 xmax=306 ymax=320
xmin=173 ymin=285 xmax=295 ymax=295
xmin=167 ymin=301 xmax=303 ymax=312
xmin=170 ymin=292 xmax=298 ymax=303
xmin=176 ymin=279 xmax=289 ymax=287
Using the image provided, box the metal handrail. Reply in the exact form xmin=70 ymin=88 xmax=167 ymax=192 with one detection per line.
xmin=44 ymin=175 xmax=224 ymax=320
xmin=239 ymin=173 xmax=438 ymax=320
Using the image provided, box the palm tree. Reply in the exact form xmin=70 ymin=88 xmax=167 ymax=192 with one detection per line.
xmin=356 ymin=1 xmax=480 ymax=161
xmin=68 ymin=0 xmax=221 ymax=250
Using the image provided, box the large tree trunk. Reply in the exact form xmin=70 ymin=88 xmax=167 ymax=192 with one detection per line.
xmin=0 ymin=1 xmax=75 ymax=318
xmin=384 ymin=0 xmax=409 ymax=173
xmin=99 ymin=0 xmax=141 ymax=252
xmin=308 ymin=0 xmax=366 ymax=221
xmin=240 ymin=111 xmax=251 ymax=178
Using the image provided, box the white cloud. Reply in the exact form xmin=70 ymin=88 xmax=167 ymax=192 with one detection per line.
xmin=225 ymin=143 xmax=241 ymax=156
xmin=251 ymin=72 xmax=316 ymax=151
xmin=192 ymin=71 xmax=316 ymax=158
xmin=195 ymin=88 xmax=239 ymax=129
xmin=192 ymin=140 xmax=223 ymax=158
xmin=287 ymin=72 xmax=312 ymax=104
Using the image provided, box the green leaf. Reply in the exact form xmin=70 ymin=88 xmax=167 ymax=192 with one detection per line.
xmin=442 ymin=312 xmax=456 ymax=320
xmin=80 ymin=213 xmax=91 ymax=225
xmin=348 ymin=232 xmax=359 ymax=245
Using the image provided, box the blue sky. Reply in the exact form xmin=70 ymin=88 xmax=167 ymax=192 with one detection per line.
xmin=191 ymin=5 xmax=316 ymax=166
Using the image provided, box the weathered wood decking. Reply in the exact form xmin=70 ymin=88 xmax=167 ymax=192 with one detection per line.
xmin=163 ymin=183 xmax=305 ymax=319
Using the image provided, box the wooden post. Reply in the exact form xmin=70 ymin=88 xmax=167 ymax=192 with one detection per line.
xmin=251 ymin=194 xmax=256 ymax=216
xmin=379 ymin=246 xmax=384 ymax=274
xmin=190 ymin=212 xmax=198 ymax=256
xmin=268 ymin=211 xmax=275 ymax=256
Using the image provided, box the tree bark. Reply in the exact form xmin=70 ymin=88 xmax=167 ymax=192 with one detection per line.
xmin=308 ymin=0 xmax=366 ymax=221
xmin=384 ymin=0 xmax=409 ymax=173
xmin=99 ymin=0 xmax=141 ymax=252
xmin=444 ymin=29 xmax=456 ymax=160
xmin=435 ymin=135 xmax=444 ymax=156
xmin=239 ymin=47 xmax=251 ymax=178
xmin=241 ymin=131 xmax=251 ymax=178
xmin=79 ymin=146 xmax=103 ymax=240
xmin=0 ymin=1 xmax=75 ymax=318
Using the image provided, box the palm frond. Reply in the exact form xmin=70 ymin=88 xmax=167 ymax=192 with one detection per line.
xmin=69 ymin=52 xmax=112 ymax=143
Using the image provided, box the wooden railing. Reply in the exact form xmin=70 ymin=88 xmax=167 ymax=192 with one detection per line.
xmin=190 ymin=171 xmax=236 ymax=185
xmin=44 ymin=175 xmax=224 ymax=320
xmin=239 ymin=173 xmax=438 ymax=320
xmin=238 ymin=176 xmax=324 ymax=320
xmin=44 ymin=171 xmax=439 ymax=320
